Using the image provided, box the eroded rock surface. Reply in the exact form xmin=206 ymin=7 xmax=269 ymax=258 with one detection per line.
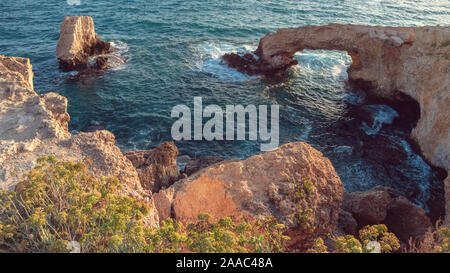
xmin=155 ymin=142 xmax=344 ymax=249
xmin=341 ymin=186 xmax=432 ymax=242
xmin=125 ymin=142 xmax=180 ymax=193
xmin=0 ymin=55 xmax=159 ymax=227
xmin=385 ymin=196 xmax=432 ymax=242
xmin=223 ymin=24 xmax=450 ymax=219
xmin=342 ymin=186 xmax=394 ymax=224
xmin=56 ymin=16 xmax=111 ymax=71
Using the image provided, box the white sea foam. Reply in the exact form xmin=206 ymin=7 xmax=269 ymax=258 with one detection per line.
xmin=292 ymin=50 xmax=352 ymax=92
xmin=67 ymin=0 xmax=81 ymax=6
xmin=333 ymin=145 xmax=353 ymax=155
xmin=343 ymin=91 xmax=366 ymax=105
xmin=361 ymin=104 xmax=399 ymax=135
xmin=393 ymin=136 xmax=432 ymax=211
xmin=299 ymin=120 xmax=312 ymax=141
xmin=87 ymin=40 xmax=129 ymax=70
xmin=192 ymin=43 xmax=258 ymax=82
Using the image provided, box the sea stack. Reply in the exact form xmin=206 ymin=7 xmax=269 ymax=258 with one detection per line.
xmin=56 ymin=16 xmax=111 ymax=71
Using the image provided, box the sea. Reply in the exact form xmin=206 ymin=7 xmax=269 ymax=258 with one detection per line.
xmin=1 ymin=0 xmax=449 ymax=218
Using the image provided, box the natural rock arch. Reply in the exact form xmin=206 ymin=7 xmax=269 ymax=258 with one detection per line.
xmin=223 ymin=24 xmax=450 ymax=172
xmin=222 ymin=24 xmax=450 ymax=223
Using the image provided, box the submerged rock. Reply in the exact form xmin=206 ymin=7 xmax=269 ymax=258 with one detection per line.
xmin=56 ymin=16 xmax=111 ymax=72
xmin=125 ymin=142 xmax=180 ymax=193
xmin=155 ymin=142 xmax=344 ymax=249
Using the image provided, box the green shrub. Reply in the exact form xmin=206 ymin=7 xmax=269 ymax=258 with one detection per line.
xmin=308 ymin=224 xmax=400 ymax=253
xmin=410 ymin=225 xmax=450 ymax=253
xmin=292 ymin=178 xmax=317 ymax=232
xmin=186 ymin=214 xmax=290 ymax=253
xmin=0 ymin=155 xmax=150 ymax=253
xmin=0 ymin=156 xmax=290 ymax=253
xmin=359 ymin=224 xmax=400 ymax=253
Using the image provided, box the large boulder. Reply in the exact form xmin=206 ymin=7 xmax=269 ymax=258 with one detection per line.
xmin=125 ymin=142 xmax=180 ymax=193
xmin=385 ymin=196 xmax=432 ymax=242
xmin=56 ymin=16 xmax=111 ymax=71
xmin=342 ymin=186 xmax=393 ymax=224
xmin=341 ymin=186 xmax=432 ymax=242
xmin=155 ymin=142 xmax=345 ymax=248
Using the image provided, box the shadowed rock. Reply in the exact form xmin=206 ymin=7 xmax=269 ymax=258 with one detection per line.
xmin=125 ymin=142 xmax=180 ymax=193
xmin=182 ymin=156 xmax=224 ymax=176
xmin=385 ymin=196 xmax=432 ymax=242
xmin=342 ymin=186 xmax=432 ymax=242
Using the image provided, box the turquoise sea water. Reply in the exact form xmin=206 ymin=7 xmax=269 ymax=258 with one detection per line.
xmin=1 ymin=1 xmax=449 ymax=216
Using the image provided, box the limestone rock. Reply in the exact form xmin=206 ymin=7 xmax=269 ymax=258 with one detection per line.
xmin=223 ymin=24 xmax=450 ymax=175
xmin=56 ymin=16 xmax=111 ymax=71
xmin=341 ymin=185 xmax=432 ymax=242
xmin=153 ymin=188 xmax=175 ymax=223
xmin=385 ymin=196 xmax=432 ymax=242
xmin=125 ymin=142 xmax=180 ymax=192
xmin=155 ymin=142 xmax=344 ymax=248
xmin=0 ymin=54 xmax=159 ymax=228
xmin=0 ymin=55 xmax=34 ymax=92
xmin=223 ymin=25 xmax=450 ymax=222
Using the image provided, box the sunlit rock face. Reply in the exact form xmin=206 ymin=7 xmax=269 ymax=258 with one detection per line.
xmin=0 ymin=55 xmax=159 ymax=227
xmin=222 ymin=24 xmax=450 ymax=221
xmin=154 ymin=142 xmax=345 ymax=249
xmin=56 ymin=16 xmax=111 ymax=71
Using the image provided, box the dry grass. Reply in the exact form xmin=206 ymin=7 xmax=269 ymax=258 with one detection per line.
xmin=407 ymin=220 xmax=450 ymax=253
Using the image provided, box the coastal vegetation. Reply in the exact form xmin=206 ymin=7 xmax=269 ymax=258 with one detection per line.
xmin=0 ymin=153 xmax=448 ymax=253
xmin=0 ymin=156 xmax=289 ymax=253
xmin=308 ymin=224 xmax=400 ymax=253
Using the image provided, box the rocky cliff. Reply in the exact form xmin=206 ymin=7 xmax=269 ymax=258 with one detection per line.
xmin=222 ymin=24 xmax=450 ymax=223
xmin=0 ymin=55 xmax=159 ymax=227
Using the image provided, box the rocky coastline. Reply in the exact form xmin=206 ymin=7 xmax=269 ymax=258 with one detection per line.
xmin=1 ymin=17 xmax=449 ymax=251
xmin=222 ymin=24 xmax=450 ymax=226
